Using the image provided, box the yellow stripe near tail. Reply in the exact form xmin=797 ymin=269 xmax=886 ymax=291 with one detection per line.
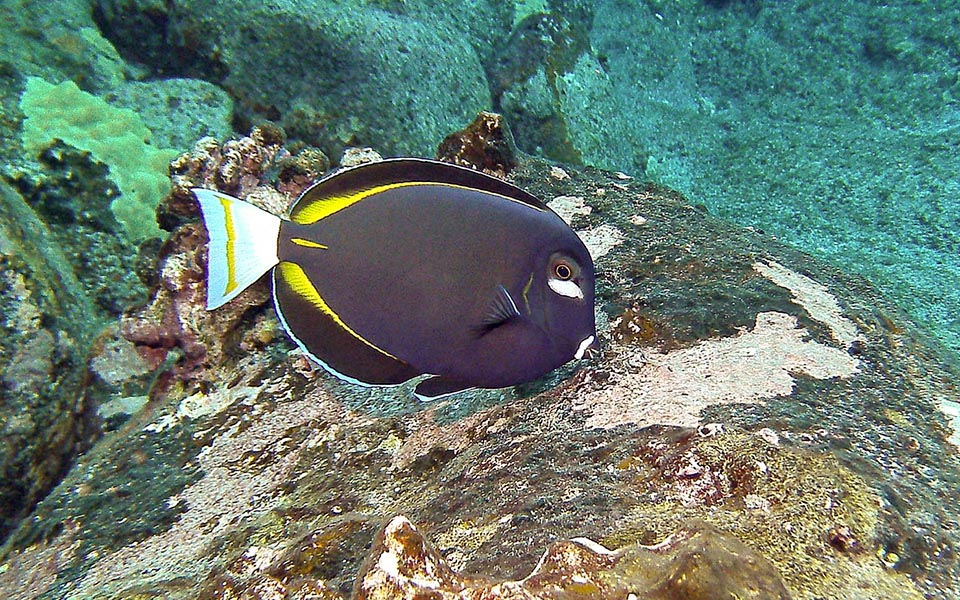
xmin=219 ymin=197 xmax=239 ymax=295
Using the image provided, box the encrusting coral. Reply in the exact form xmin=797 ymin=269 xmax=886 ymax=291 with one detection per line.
xmin=18 ymin=78 xmax=179 ymax=241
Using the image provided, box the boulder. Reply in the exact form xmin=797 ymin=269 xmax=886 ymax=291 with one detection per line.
xmin=0 ymin=181 xmax=100 ymax=545
xmin=161 ymin=0 xmax=492 ymax=157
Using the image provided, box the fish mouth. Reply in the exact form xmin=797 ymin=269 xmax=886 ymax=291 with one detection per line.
xmin=574 ymin=335 xmax=600 ymax=360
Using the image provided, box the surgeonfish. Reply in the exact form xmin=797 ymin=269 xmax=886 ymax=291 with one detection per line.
xmin=193 ymin=158 xmax=598 ymax=400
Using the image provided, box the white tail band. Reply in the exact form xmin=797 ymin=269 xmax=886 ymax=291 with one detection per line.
xmin=193 ymin=188 xmax=281 ymax=309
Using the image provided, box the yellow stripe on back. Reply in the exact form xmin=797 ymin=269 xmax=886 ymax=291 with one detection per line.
xmin=277 ymin=261 xmax=399 ymax=360
xmin=219 ymin=196 xmax=239 ymax=295
xmin=291 ymin=180 xmax=544 ymax=225
xmin=291 ymin=182 xmax=416 ymax=225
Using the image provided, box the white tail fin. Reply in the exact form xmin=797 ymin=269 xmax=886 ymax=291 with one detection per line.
xmin=192 ymin=189 xmax=281 ymax=310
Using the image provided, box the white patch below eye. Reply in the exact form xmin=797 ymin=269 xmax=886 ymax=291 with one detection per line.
xmin=574 ymin=335 xmax=595 ymax=360
xmin=548 ymin=278 xmax=583 ymax=300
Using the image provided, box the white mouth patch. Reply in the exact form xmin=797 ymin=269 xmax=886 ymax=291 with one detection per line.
xmin=549 ymin=278 xmax=583 ymax=300
xmin=574 ymin=335 xmax=596 ymax=360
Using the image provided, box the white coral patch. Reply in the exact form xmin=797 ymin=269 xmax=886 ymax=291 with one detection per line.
xmin=547 ymin=196 xmax=624 ymax=259
xmin=942 ymin=400 xmax=960 ymax=449
xmin=579 ymin=224 xmax=624 ymax=260
xmin=753 ymin=260 xmax=862 ymax=348
xmin=548 ymin=195 xmax=592 ymax=224
xmin=573 ymin=311 xmax=860 ymax=430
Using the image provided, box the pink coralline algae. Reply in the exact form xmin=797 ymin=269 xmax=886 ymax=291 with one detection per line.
xmin=121 ymin=126 xmax=302 ymax=385
xmin=120 ymin=222 xmax=272 ymax=382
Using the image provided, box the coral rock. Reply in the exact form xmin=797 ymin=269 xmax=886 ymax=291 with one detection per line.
xmin=356 ymin=516 xmax=792 ymax=599
xmin=0 ymin=157 xmax=951 ymax=600
xmin=436 ymin=111 xmax=519 ymax=178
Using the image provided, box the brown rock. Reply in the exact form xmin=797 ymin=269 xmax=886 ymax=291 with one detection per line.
xmin=355 ymin=516 xmax=791 ymax=600
xmin=436 ymin=111 xmax=519 ymax=178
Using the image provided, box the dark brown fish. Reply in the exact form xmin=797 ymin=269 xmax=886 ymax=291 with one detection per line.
xmin=194 ymin=158 xmax=597 ymax=399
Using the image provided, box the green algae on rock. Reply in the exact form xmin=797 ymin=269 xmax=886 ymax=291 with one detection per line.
xmin=8 ymin=141 xmax=150 ymax=318
xmin=19 ymin=78 xmax=179 ymax=242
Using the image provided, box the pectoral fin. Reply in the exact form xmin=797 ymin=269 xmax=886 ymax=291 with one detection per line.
xmin=480 ymin=284 xmax=521 ymax=332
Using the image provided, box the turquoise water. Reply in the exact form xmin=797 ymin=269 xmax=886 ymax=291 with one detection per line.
xmin=506 ymin=0 xmax=960 ymax=361
xmin=2 ymin=0 xmax=960 ymax=598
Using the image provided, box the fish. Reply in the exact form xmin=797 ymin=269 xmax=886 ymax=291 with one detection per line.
xmin=193 ymin=158 xmax=598 ymax=400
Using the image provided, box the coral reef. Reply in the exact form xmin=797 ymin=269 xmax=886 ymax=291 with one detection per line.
xmin=124 ymin=126 xmax=293 ymax=386
xmin=491 ymin=11 xmax=590 ymax=166
xmin=103 ymin=78 xmax=234 ymax=151
xmin=7 ymin=142 xmax=148 ymax=317
xmin=0 ymin=0 xmax=127 ymax=95
xmin=0 ymin=0 xmax=957 ymax=596
xmin=574 ymin=311 xmax=859 ymax=430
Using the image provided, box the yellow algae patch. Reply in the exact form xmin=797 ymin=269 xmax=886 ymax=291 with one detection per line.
xmin=434 ymin=517 xmax=506 ymax=571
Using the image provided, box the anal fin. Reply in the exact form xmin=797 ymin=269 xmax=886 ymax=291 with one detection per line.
xmin=414 ymin=376 xmax=475 ymax=401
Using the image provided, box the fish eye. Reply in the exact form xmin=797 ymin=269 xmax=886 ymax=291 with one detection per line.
xmin=547 ymin=254 xmax=585 ymax=300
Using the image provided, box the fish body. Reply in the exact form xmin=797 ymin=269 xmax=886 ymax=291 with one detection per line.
xmin=194 ymin=158 xmax=597 ymax=399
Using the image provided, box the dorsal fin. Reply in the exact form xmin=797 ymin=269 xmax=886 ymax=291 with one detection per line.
xmin=289 ymin=158 xmax=548 ymax=225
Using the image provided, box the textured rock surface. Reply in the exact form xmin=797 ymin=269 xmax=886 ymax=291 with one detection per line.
xmin=0 ymin=180 xmax=99 ymax=544
xmin=355 ymin=516 xmax=793 ymax=599
xmin=94 ymin=0 xmax=494 ymax=158
xmin=436 ymin=110 xmax=520 ymax=178
xmin=0 ymin=133 xmax=956 ymax=599
xmin=104 ymin=78 xmax=234 ymax=151
xmin=0 ymin=0 xmax=127 ymax=94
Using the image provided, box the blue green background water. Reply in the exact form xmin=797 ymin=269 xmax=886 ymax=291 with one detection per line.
xmin=518 ymin=0 xmax=960 ymax=361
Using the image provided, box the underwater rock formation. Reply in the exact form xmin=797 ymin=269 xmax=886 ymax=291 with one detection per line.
xmin=0 ymin=180 xmax=99 ymax=544
xmin=0 ymin=125 xmax=956 ymax=600
xmin=95 ymin=0 xmax=494 ymax=158
xmin=355 ymin=516 xmax=793 ymax=599
xmin=103 ymin=78 xmax=234 ymax=151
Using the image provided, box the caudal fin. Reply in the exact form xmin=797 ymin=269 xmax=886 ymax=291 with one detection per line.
xmin=192 ymin=188 xmax=281 ymax=310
